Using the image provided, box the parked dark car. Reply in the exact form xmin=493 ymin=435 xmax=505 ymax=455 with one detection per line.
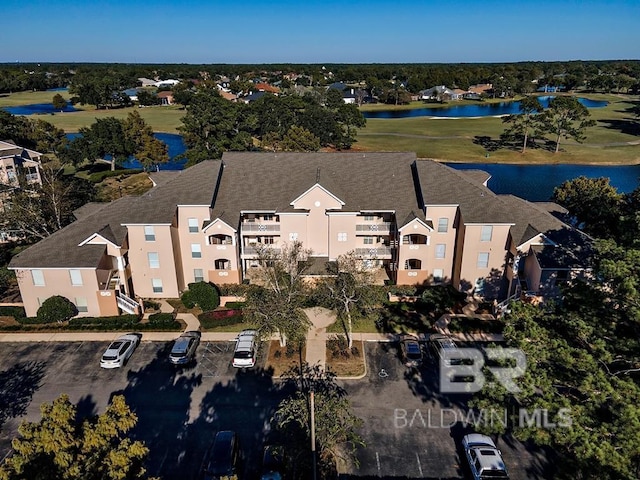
xmin=260 ymin=445 xmax=285 ymax=480
xmin=399 ymin=334 xmax=423 ymax=367
xmin=169 ymin=330 xmax=201 ymax=365
xmin=202 ymin=430 xmax=240 ymax=480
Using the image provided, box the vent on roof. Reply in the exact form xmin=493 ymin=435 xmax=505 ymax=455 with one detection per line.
xmin=316 ymin=167 xmax=321 ymax=183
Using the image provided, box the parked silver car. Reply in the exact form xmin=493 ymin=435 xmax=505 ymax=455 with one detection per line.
xmin=169 ymin=331 xmax=201 ymax=365
xmin=461 ymin=433 xmax=509 ymax=479
xmin=232 ymin=330 xmax=258 ymax=368
xmin=100 ymin=333 xmax=141 ymax=369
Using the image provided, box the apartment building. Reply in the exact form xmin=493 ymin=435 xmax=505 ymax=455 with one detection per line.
xmin=9 ymin=152 xmax=591 ymax=317
xmin=0 ymin=140 xmax=43 ymax=188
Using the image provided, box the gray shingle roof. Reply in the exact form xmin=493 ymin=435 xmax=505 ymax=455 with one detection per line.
xmin=10 ymin=161 xmax=221 ymax=269
xmin=212 ymin=152 xmax=421 ymax=228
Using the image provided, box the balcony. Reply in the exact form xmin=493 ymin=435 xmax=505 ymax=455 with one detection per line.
xmin=355 ymin=247 xmax=393 ymax=258
xmin=242 ymin=224 xmax=280 ymax=232
xmin=25 ymin=173 xmax=40 ymax=183
xmin=242 ymin=246 xmax=281 ymax=256
xmin=356 ymin=222 xmax=394 ymax=233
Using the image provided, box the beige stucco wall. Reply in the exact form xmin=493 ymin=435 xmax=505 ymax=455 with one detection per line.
xmin=291 ymin=186 xmax=343 ymax=256
xmin=95 ymin=290 xmax=119 ymax=316
xmin=328 ymin=213 xmax=358 ymax=259
xmin=15 ymin=268 xmax=100 ymax=317
xmin=203 ymin=219 xmax=240 ymax=284
xmin=458 ymin=224 xmax=511 ymax=292
xmin=277 ymin=214 xmax=309 ymax=250
xmin=127 ymin=224 xmax=180 ymax=298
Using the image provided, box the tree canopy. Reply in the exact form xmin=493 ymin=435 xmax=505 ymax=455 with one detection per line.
xmin=540 ymin=96 xmax=596 ymax=153
xmin=0 ymin=394 xmax=153 ymax=480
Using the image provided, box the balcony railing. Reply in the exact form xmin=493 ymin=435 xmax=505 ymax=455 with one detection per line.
xmin=355 ymin=222 xmax=393 ymax=233
xmin=355 ymin=247 xmax=393 ymax=257
xmin=25 ymin=173 xmax=40 ymax=182
xmin=242 ymin=224 xmax=281 ymax=232
xmin=242 ymin=246 xmax=281 ymax=256
xmin=116 ymin=292 xmax=139 ymax=314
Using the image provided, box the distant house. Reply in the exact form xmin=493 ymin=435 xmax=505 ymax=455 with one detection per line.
xmin=218 ymin=90 xmax=237 ymax=102
xmin=157 ymin=91 xmax=174 ymax=105
xmin=154 ymin=79 xmax=180 ymax=88
xmin=464 ymin=83 xmax=492 ymax=100
xmin=327 ymin=82 xmax=369 ymax=104
xmin=419 ymin=86 xmax=461 ymax=101
xmin=254 ymin=83 xmax=280 ymax=94
xmin=0 ymin=140 xmax=42 ymax=189
xmin=138 ymin=77 xmax=156 ymax=87
xmin=123 ymin=88 xmax=141 ymax=102
xmin=238 ymin=91 xmax=267 ymax=104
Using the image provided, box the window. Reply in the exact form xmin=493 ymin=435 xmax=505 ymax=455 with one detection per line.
xmin=75 ymin=297 xmax=88 ymax=313
xmin=152 ymin=278 xmax=163 ymax=293
xmin=435 ymin=244 xmax=446 ymax=259
xmin=144 ymin=226 xmax=155 ymax=241
xmin=263 ymin=237 xmax=275 ymax=244
xmin=263 ymin=214 xmax=274 ymax=221
xmin=477 ymin=252 xmax=490 ymax=268
xmin=481 ymin=225 xmax=493 ymax=242
xmin=437 ymin=218 xmax=448 ymax=233
xmin=337 ymin=232 xmax=347 ymax=242
xmin=69 ymin=269 xmax=83 ymax=286
xmin=433 ymin=268 xmax=444 ymax=281
xmin=188 ymin=218 xmax=199 ymax=233
xmin=364 ymin=215 xmax=374 ymax=221
xmin=32 ymin=269 xmax=45 ymax=286
xmin=148 ymin=252 xmax=160 ymax=269
xmin=289 ymin=232 xmax=298 ymax=241
xmin=363 ymin=237 xmax=374 ymax=245
xmin=191 ymin=244 xmax=202 ymax=258
xmin=194 ymin=268 xmax=204 ymax=282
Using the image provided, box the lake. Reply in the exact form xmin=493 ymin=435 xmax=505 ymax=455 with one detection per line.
xmin=447 ymin=162 xmax=639 ymax=201
xmin=65 ymin=133 xmax=638 ymax=201
xmin=362 ymin=96 xmax=608 ymax=119
xmin=4 ymin=102 xmax=79 ymax=115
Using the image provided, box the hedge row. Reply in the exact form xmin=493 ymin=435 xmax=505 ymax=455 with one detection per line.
xmin=0 ymin=306 xmax=26 ymax=319
xmin=4 ymin=313 xmax=181 ymax=332
xmin=198 ymin=309 xmax=244 ymax=329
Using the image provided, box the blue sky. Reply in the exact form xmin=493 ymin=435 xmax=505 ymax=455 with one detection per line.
xmin=2 ymin=0 xmax=638 ymax=63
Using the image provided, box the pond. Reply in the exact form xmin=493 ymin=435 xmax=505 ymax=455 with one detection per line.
xmin=447 ymin=162 xmax=640 ymax=201
xmin=3 ymin=102 xmax=79 ymax=115
xmin=65 ymin=133 xmax=187 ymax=170
xmin=362 ymin=96 xmax=608 ymax=119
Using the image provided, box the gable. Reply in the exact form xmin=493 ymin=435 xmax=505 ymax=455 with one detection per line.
xmin=290 ymin=183 xmax=344 ymax=210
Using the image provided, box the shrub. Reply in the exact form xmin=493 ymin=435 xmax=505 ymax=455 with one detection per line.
xmin=37 ymin=296 xmax=78 ymax=324
xmin=0 ymin=306 xmax=26 ymax=319
xmin=223 ymin=301 xmax=246 ymax=309
xmin=68 ymin=314 xmax=140 ymax=330
xmin=182 ymin=282 xmax=219 ymax=311
xmin=88 ymin=169 xmax=143 ymax=183
xmin=147 ymin=312 xmax=177 ymax=326
xmin=327 ymin=335 xmax=350 ymax=358
xmin=143 ymin=300 xmax=161 ymax=310
xmin=198 ymin=309 xmax=244 ymax=329
xmin=216 ymin=283 xmax=253 ymax=296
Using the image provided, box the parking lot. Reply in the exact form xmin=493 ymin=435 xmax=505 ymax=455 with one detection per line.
xmin=0 ymin=340 xmax=552 ymax=479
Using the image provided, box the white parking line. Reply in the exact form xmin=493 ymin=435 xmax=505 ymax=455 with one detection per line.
xmin=416 ymin=452 xmax=423 ymax=477
xmin=375 ymin=451 xmax=381 ymax=476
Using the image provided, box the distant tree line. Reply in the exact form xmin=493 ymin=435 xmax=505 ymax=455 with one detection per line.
xmin=2 ymin=60 xmax=640 ymax=96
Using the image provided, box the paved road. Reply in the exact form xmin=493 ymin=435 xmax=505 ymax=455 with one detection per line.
xmin=0 ymin=341 xmax=553 ymax=479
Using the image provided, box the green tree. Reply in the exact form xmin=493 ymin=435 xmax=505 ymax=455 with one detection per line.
xmin=553 ymin=176 xmax=623 ymax=237
xmin=244 ymin=241 xmax=312 ymax=347
xmin=501 ymin=96 xmax=544 ymax=153
xmin=74 ymin=117 xmax=134 ymax=171
xmin=280 ymin=125 xmax=320 ymax=152
xmin=274 ymin=364 xmax=364 ymax=477
xmin=180 ymin=281 xmax=219 ymax=311
xmin=135 ymin=89 xmax=158 ymax=106
xmin=51 ymin=94 xmax=67 ymax=112
xmin=122 ymin=111 xmax=168 ymax=170
xmin=178 ymin=90 xmax=252 ymax=166
xmin=335 ymin=104 xmax=366 ymax=149
xmin=318 ymin=252 xmax=377 ymax=348
xmin=539 ymin=96 xmax=596 ymax=153
xmin=0 ymin=394 xmax=153 ymax=480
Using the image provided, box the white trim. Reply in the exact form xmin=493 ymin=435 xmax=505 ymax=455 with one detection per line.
xmin=398 ymin=217 xmax=433 ymax=232
xmin=202 ymin=218 xmax=237 ymax=233
xmin=464 ymin=222 xmax=515 ymax=226
xmin=290 ymin=183 xmax=345 ymax=206
xmin=240 ymin=210 xmax=277 ymax=214
xmin=517 ymin=233 xmax=557 ymax=250
xmin=120 ymin=223 xmax=172 ymax=226
xmin=177 ymin=204 xmax=210 ymax=207
xmin=77 ymin=233 xmax=120 ymax=248
xmin=9 ymin=267 xmax=96 ymax=271
xmin=325 ymin=211 xmax=358 ymax=216
xmin=359 ymin=210 xmax=395 ymax=214
xmin=277 ymin=212 xmax=309 ymax=216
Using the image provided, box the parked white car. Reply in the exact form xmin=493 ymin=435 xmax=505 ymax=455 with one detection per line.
xmin=232 ymin=330 xmax=258 ymax=368
xmin=100 ymin=334 xmax=141 ymax=369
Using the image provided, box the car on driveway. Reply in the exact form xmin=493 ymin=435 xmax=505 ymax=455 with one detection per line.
xmin=399 ymin=334 xmax=423 ymax=367
xmin=100 ymin=333 xmax=141 ymax=369
xmin=461 ymin=433 xmax=509 ymax=479
xmin=202 ymin=430 xmax=240 ymax=480
xmin=169 ymin=330 xmax=201 ymax=365
xmin=232 ymin=329 xmax=258 ymax=368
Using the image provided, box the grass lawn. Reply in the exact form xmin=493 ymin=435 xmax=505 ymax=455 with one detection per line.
xmin=0 ymin=89 xmax=72 ymax=107
xmin=265 ymin=340 xmax=306 ymax=377
xmin=326 ymin=315 xmax=380 ymax=334
xmin=326 ymin=339 xmax=365 ymax=377
xmin=95 ymin=172 xmax=154 ymax=201
xmin=356 ymin=93 xmax=640 ymax=165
